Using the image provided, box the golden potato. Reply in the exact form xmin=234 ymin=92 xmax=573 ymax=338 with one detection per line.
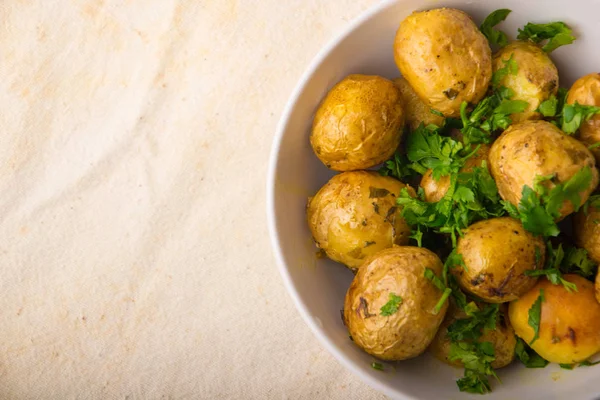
xmin=508 ymin=275 xmax=600 ymax=364
xmin=451 ymin=217 xmax=544 ymax=303
xmin=597 ymin=270 xmax=600 ymax=304
xmin=393 ymin=77 xmax=444 ymax=131
xmin=430 ymin=304 xmax=516 ymax=368
xmin=420 ymin=143 xmax=490 ymax=203
xmin=307 ymin=171 xmax=415 ymax=271
xmin=567 ymin=73 xmax=600 ymax=162
xmin=310 ymin=74 xmax=404 ymax=171
xmin=344 ymin=246 xmax=448 ymax=360
xmin=489 ymin=120 xmax=599 ymax=219
xmin=573 ymin=205 xmax=600 ymax=264
xmin=393 ymin=8 xmax=492 ymax=117
xmin=492 ymin=41 xmax=559 ymax=123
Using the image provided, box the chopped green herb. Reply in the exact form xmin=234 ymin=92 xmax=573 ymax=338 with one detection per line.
xmin=517 ymin=21 xmax=576 ymax=52
xmin=515 ymin=337 xmax=550 ymax=368
xmin=562 ymin=246 xmax=597 ymax=279
xmin=588 ymin=142 xmax=600 ymax=150
xmin=380 ymin=293 xmax=403 ymax=316
xmin=480 ymin=9 xmax=512 ymax=47
xmin=447 ymin=303 xmax=499 ymax=342
xmin=371 ymin=362 xmax=384 ymax=371
xmin=560 ymin=363 xmax=574 ymax=370
xmin=561 ymin=102 xmax=600 ymax=134
xmin=433 ymin=288 xmax=452 ymax=314
xmin=528 ymin=288 xmax=545 ymax=345
xmin=410 ymin=226 xmax=423 ymax=247
xmin=378 ymin=152 xmax=420 ymax=182
xmin=538 ymin=95 xmax=559 ymax=117
xmin=491 ymin=54 xmax=518 ymax=87
xmin=424 ymin=267 xmax=445 ymax=291
xmin=450 ymin=341 xmax=499 ymax=394
xmin=579 ymin=359 xmax=600 ymax=367
xmin=430 ymin=108 xmax=445 ymax=117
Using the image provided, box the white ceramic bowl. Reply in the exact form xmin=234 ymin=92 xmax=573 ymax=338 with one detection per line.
xmin=267 ymin=1 xmax=600 ymax=398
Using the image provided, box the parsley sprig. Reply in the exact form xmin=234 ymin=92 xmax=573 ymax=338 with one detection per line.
xmin=480 ymin=9 xmax=512 ymax=47
xmin=517 ymin=21 xmax=576 ymax=52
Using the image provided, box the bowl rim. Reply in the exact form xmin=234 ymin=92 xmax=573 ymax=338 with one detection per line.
xmin=266 ymin=1 xmax=415 ymax=398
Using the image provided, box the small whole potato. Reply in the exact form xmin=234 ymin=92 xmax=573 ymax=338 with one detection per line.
xmin=508 ymin=275 xmax=600 ymax=364
xmin=489 ymin=120 xmax=599 ymax=219
xmin=430 ymin=303 xmax=516 ymax=368
xmin=567 ymin=73 xmax=600 ymax=162
xmin=420 ymin=143 xmax=490 ymax=203
xmin=394 ymin=8 xmax=492 ymax=117
xmin=393 ymin=77 xmax=444 ymax=131
xmin=597 ymin=270 xmax=600 ymax=304
xmin=492 ymin=41 xmax=559 ymax=122
xmin=451 ymin=217 xmax=544 ymax=303
xmin=310 ymin=74 xmax=404 ymax=171
xmin=344 ymin=246 xmax=448 ymax=360
xmin=307 ymin=171 xmax=415 ymax=271
xmin=573 ymin=205 xmax=600 ymax=264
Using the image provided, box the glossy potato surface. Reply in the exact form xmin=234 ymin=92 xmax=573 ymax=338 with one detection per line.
xmin=393 ymin=77 xmax=444 ymax=131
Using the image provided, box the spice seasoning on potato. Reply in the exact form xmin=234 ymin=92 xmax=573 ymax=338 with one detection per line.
xmin=393 ymin=8 xmax=492 ymax=117
xmin=307 ymin=171 xmax=414 ymax=271
xmin=310 ymin=74 xmax=404 ymax=171
xmin=344 ymin=246 xmax=448 ymax=360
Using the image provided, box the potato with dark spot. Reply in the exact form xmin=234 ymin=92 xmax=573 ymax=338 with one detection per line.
xmin=492 ymin=41 xmax=559 ymax=122
xmin=420 ymin=143 xmax=490 ymax=203
xmin=310 ymin=74 xmax=404 ymax=171
xmin=344 ymin=246 xmax=448 ymax=360
xmin=508 ymin=275 xmax=600 ymax=364
xmin=307 ymin=171 xmax=415 ymax=271
xmin=393 ymin=77 xmax=444 ymax=131
xmin=489 ymin=120 xmax=599 ymax=220
xmin=430 ymin=304 xmax=516 ymax=368
xmin=451 ymin=217 xmax=544 ymax=303
xmin=393 ymin=8 xmax=492 ymax=117
xmin=573 ymin=204 xmax=600 ymax=264
xmin=567 ymin=73 xmax=600 ymax=162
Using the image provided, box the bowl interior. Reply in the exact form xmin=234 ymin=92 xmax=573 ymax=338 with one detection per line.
xmin=268 ymin=0 xmax=600 ymax=398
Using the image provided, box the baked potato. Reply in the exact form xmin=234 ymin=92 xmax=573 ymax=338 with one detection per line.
xmin=344 ymin=246 xmax=448 ymax=360
xmin=451 ymin=217 xmax=544 ymax=303
xmin=393 ymin=8 xmax=492 ymax=117
xmin=492 ymin=41 xmax=559 ymax=122
xmin=489 ymin=120 xmax=599 ymax=219
xmin=566 ymin=73 xmax=600 ymax=162
xmin=573 ymin=205 xmax=600 ymax=264
xmin=310 ymin=74 xmax=404 ymax=171
xmin=307 ymin=171 xmax=415 ymax=271
xmin=393 ymin=77 xmax=445 ymax=131
xmin=597 ymin=270 xmax=600 ymax=305
xmin=429 ymin=303 xmax=516 ymax=368
xmin=508 ymin=275 xmax=600 ymax=364
xmin=420 ymin=143 xmax=490 ymax=203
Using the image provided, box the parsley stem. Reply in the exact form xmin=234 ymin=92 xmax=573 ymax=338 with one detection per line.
xmin=434 ymin=288 xmax=452 ymax=314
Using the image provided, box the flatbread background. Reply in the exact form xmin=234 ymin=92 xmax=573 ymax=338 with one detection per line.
xmin=0 ymin=0 xmax=385 ymax=398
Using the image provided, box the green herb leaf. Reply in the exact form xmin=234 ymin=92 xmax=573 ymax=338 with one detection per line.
xmin=371 ymin=362 xmax=384 ymax=371
xmin=517 ymin=21 xmax=576 ymax=52
xmin=560 ymin=363 xmax=575 ymax=370
xmin=430 ymin=108 xmax=445 ymax=117
xmin=491 ymin=54 xmax=518 ymax=87
xmin=447 ymin=303 xmax=499 ymax=342
xmin=480 ymin=9 xmax=512 ymax=47
xmin=380 ymin=293 xmax=403 ymax=316
xmin=378 ymin=152 xmax=420 ymax=181
xmin=528 ymin=288 xmax=545 ymax=345
xmin=515 ymin=337 xmax=550 ymax=368
xmin=450 ymin=341 xmax=499 ymax=394
xmin=579 ymin=359 xmax=600 ymax=367
xmin=405 ymin=124 xmax=465 ymax=179
xmin=538 ymin=95 xmax=559 ymax=117
xmin=562 ymin=247 xmax=597 ymax=278
xmin=561 ymin=102 xmax=600 ymax=134
xmin=433 ymin=288 xmax=452 ymax=314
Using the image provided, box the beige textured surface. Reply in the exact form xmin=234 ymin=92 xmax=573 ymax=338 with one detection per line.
xmin=0 ymin=0 xmax=386 ymax=398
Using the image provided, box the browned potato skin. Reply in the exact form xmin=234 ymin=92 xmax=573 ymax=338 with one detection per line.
xmin=344 ymin=246 xmax=448 ymax=360
xmin=420 ymin=143 xmax=490 ymax=203
xmin=307 ymin=171 xmax=415 ymax=271
xmin=393 ymin=77 xmax=444 ymax=131
xmin=452 ymin=217 xmax=544 ymax=303
xmin=430 ymin=303 xmax=516 ymax=368
xmin=567 ymin=73 xmax=600 ymax=163
xmin=573 ymin=205 xmax=600 ymax=264
xmin=310 ymin=74 xmax=404 ymax=171
xmin=493 ymin=41 xmax=558 ymax=122
xmin=489 ymin=120 xmax=599 ymax=219
xmin=597 ymin=270 xmax=600 ymax=304
xmin=508 ymin=275 xmax=600 ymax=364
xmin=393 ymin=8 xmax=492 ymax=117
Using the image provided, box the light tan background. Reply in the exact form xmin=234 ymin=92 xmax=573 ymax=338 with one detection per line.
xmin=0 ymin=0 xmax=386 ymax=398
